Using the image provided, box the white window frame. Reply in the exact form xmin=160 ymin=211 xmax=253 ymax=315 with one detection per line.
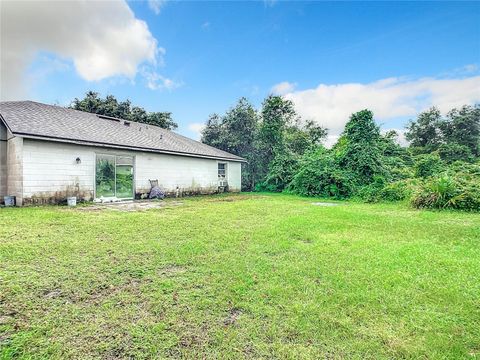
xmin=217 ymin=162 xmax=227 ymax=180
xmin=94 ymin=153 xmax=136 ymax=200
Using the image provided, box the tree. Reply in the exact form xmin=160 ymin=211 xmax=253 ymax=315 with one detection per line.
xmin=201 ymin=95 xmax=327 ymax=191
xmin=258 ymin=95 xmax=297 ymax=162
xmin=405 ymin=107 xmax=443 ymax=152
xmin=404 ymin=105 xmax=480 ymax=161
xmin=441 ymin=105 xmax=480 ymax=158
xmin=201 ymin=114 xmax=225 ymax=151
xmin=337 ymin=109 xmax=387 ymax=185
xmin=201 ymin=98 xmax=259 ymax=190
xmin=71 ymin=91 xmax=177 ymax=130
xmin=256 ymin=95 xmax=298 ymax=188
xmin=288 ymin=147 xmax=354 ymax=199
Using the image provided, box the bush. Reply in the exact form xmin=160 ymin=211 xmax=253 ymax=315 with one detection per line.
xmin=257 ymin=152 xmax=300 ymax=192
xmin=288 ymin=149 xmax=355 ymax=199
xmin=413 ymin=153 xmax=444 ymax=178
xmin=378 ymin=179 xmax=417 ymax=202
xmin=438 ymin=143 xmax=474 ymax=163
xmin=356 ymin=176 xmax=387 ymax=202
xmin=411 ymin=174 xmax=480 ymax=211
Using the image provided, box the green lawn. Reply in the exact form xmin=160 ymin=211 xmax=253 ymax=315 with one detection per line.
xmin=1 ymin=194 xmax=479 ymax=359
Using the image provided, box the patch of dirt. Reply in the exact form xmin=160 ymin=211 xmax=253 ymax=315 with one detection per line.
xmin=85 ymin=278 xmax=145 ymax=305
xmin=75 ymin=200 xmax=183 ymax=212
xmin=43 ymin=289 xmax=63 ymax=299
xmin=158 ymin=265 xmax=188 ymax=277
xmin=0 ymin=315 xmax=14 ymax=325
xmin=223 ymin=308 xmax=243 ymax=326
xmin=292 ymin=234 xmax=313 ymax=244
xmin=205 ymin=195 xmax=266 ymax=203
xmin=311 ymin=202 xmax=340 ymax=207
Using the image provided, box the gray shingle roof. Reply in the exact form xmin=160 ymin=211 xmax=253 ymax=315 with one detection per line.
xmin=0 ymin=101 xmax=245 ymax=162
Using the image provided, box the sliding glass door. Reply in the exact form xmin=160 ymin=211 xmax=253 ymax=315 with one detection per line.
xmin=95 ymin=154 xmax=134 ymax=199
xmin=115 ymin=156 xmax=134 ymax=199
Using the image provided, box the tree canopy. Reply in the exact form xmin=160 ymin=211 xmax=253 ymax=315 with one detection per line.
xmin=71 ymin=91 xmax=178 ymax=130
xmin=405 ymin=105 xmax=479 ymax=161
xmin=201 ymin=96 xmax=327 ymax=191
xmin=200 ymin=94 xmax=479 ymax=211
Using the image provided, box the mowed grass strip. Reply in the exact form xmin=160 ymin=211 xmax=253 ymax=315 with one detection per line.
xmin=0 ymin=193 xmax=479 ymax=359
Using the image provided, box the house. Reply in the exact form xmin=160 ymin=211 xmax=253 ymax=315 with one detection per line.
xmin=0 ymin=101 xmax=245 ymax=206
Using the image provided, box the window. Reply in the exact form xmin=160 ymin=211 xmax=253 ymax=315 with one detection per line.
xmin=218 ymin=163 xmax=227 ymax=179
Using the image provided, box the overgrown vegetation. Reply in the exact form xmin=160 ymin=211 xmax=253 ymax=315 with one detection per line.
xmin=1 ymin=194 xmax=479 ymax=358
xmin=202 ymin=98 xmax=479 ymax=211
xmin=71 ymin=91 xmax=178 ymax=130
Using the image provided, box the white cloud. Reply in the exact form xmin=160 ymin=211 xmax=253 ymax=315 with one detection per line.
xmin=0 ymin=0 xmax=162 ymax=100
xmin=148 ymin=0 xmax=166 ymax=15
xmin=271 ymin=81 xmax=297 ymax=95
xmin=188 ymin=123 xmax=206 ymax=140
xmin=264 ymin=0 xmax=277 ymax=7
xmin=201 ymin=21 xmax=211 ymax=30
xmin=461 ymin=64 xmax=478 ymax=73
xmin=282 ymin=74 xmax=480 ymax=137
xmin=141 ymin=68 xmax=182 ymax=91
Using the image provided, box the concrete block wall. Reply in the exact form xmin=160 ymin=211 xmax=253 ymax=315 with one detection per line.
xmin=227 ymin=161 xmax=241 ymax=191
xmin=136 ymin=153 xmax=220 ymax=195
xmin=7 ymin=136 xmax=24 ymax=206
xmin=0 ymin=123 xmax=7 ymax=202
xmin=20 ymin=139 xmax=242 ymax=204
xmin=22 ymin=139 xmax=95 ymax=204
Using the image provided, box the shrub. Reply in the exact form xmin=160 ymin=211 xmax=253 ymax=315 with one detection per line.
xmin=438 ymin=143 xmax=475 ymax=163
xmin=336 ymin=110 xmax=388 ymax=186
xmin=379 ymin=179 xmax=416 ymax=202
xmin=411 ymin=174 xmax=480 ymax=211
xmin=356 ymin=176 xmax=387 ymax=202
xmin=413 ymin=153 xmax=445 ymax=178
xmin=257 ymin=152 xmax=300 ymax=192
xmin=288 ymin=149 xmax=355 ymax=199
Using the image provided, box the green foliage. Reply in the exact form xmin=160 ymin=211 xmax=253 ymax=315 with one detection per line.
xmin=201 ymin=96 xmax=326 ymax=192
xmin=288 ymin=149 xmax=355 ymax=199
xmin=201 ymin=98 xmax=259 ymax=191
xmin=356 ymin=176 xmax=388 ymax=202
xmin=438 ymin=142 xmax=474 ymax=163
xmin=258 ymin=152 xmax=300 ymax=192
xmin=337 ymin=110 xmax=387 ymax=186
xmin=441 ymin=105 xmax=480 ymax=157
xmin=256 ymin=96 xmax=327 ymax=191
xmin=413 ymin=153 xmax=444 ymax=178
xmin=199 ymin=94 xmax=478 ymax=212
xmin=379 ymin=179 xmax=416 ymax=202
xmin=71 ymin=91 xmax=177 ymax=129
xmin=405 ymin=105 xmax=480 ymax=161
xmin=411 ymin=171 xmax=480 ymax=211
xmin=405 ymin=107 xmax=443 ymax=152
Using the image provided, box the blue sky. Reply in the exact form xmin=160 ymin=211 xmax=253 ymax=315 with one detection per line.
xmin=2 ymin=1 xmax=479 ymax=143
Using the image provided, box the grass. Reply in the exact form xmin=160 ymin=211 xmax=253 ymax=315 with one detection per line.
xmin=0 ymin=193 xmax=479 ymax=359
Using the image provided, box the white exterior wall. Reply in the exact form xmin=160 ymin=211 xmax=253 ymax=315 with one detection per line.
xmin=0 ymin=123 xmax=7 ymax=201
xmin=22 ymin=139 xmax=95 ymax=203
xmin=227 ymin=161 xmax=241 ymax=191
xmin=7 ymin=135 xmax=24 ymax=205
xmin=21 ymin=139 xmax=241 ymax=204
